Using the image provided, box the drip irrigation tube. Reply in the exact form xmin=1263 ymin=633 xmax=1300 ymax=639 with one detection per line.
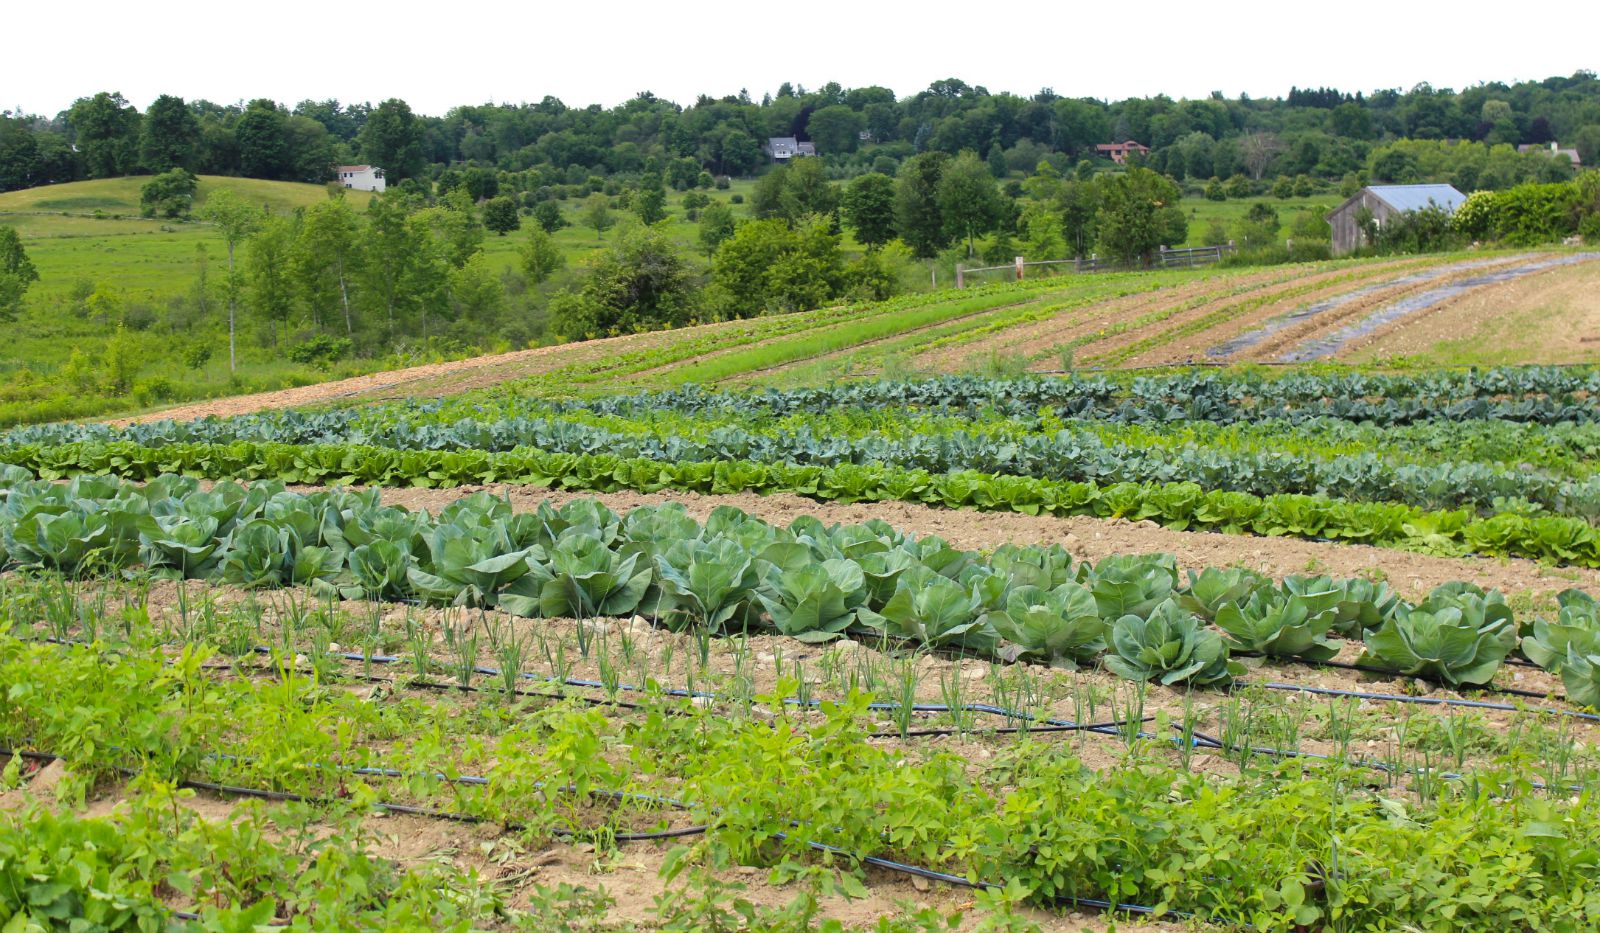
xmin=1251 ymin=681 xmax=1600 ymax=724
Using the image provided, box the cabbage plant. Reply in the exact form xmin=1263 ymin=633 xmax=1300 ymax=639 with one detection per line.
xmin=756 ymin=559 xmax=868 ymax=643
xmin=1104 ymin=599 xmax=1240 ymax=686
xmin=987 ymin=582 xmax=1106 ymax=668
xmin=1360 ymin=606 xmax=1511 ymax=687
xmin=1214 ymin=590 xmax=1340 ymax=661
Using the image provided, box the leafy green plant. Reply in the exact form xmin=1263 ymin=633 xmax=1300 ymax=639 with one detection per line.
xmin=756 ymin=559 xmax=868 ymax=643
xmin=1104 ymin=599 xmax=1241 ymax=685
xmin=861 ymin=567 xmax=998 ymax=653
xmin=987 ymin=582 xmax=1106 ymax=668
xmin=1361 ymin=606 xmax=1513 ymax=686
xmin=1214 ymin=589 xmax=1340 ymax=661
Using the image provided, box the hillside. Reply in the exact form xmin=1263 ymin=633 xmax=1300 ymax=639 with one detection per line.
xmin=112 ymin=248 xmax=1600 ymax=423
xmin=0 ymin=174 xmax=375 ymax=219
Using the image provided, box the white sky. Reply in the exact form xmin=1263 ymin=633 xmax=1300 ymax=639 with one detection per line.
xmin=4 ymin=0 xmax=1595 ymax=117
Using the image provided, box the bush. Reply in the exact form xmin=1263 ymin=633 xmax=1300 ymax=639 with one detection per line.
xmin=139 ymin=169 xmax=198 ymax=219
xmin=287 ymin=334 xmax=354 ymax=370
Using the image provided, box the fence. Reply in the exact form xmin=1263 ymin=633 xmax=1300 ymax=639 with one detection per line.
xmin=955 ymin=243 xmax=1236 ymax=287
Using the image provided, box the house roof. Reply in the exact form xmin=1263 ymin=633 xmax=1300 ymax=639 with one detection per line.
xmin=1366 ymin=184 xmax=1467 ymax=214
xmin=768 ymin=137 xmax=797 ymax=147
xmin=1096 ymin=140 xmax=1148 ymax=150
xmin=335 ymin=164 xmax=374 ymax=172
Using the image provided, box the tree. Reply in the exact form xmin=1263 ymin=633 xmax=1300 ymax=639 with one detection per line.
xmin=532 ymin=200 xmax=567 ymax=233
xmin=139 ymin=94 xmax=199 ymax=172
xmin=0 ymin=225 xmax=39 ymax=323
xmin=708 ymin=217 xmax=845 ymax=317
xmin=0 ymin=116 xmax=40 ymax=192
xmin=482 ymin=196 xmax=521 ymax=235
xmin=986 ymin=143 xmax=1008 ymax=179
xmin=294 ymin=197 xmax=364 ymax=335
xmin=450 ymin=253 xmax=506 ymax=330
xmin=359 ymin=98 xmax=425 ymax=182
xmin=697 ymin=202 xmax=736 ymax=256
xmin=357 ymin=193 xmax=429 ymax=339
xmin=1094 ymin=167 xmax=1185 ymax=264
xmin=1237 ymin=131 xmax=1284 ymax=181
xmin=196 ymin=190 xmax=264 ymax=370
xmin=582 ymin=193 xmax=615 ymax=239
xmin=894 ymin=151 xmax=951 ymax=257
xmin=519 ymin=226 xmax=566 ymax=284
xmin=752 ymin=160 xmax=839 ymax=225
xmin=67 ymin=92 xmax=140 ymax=178
xmin=841 ymin=172 xmax=896 ymax=249
xmin=1233 ymin=202 xmax=1281 ymax=249
xmin=235 ymin=99 xmax=289 ymax=180
xmin=1574 ymin=125 xmax=1600 ymax=170
xmin=634 ymin=175 xmax=667 ymax=224
xmin=805 ymin=105 xmax=864 ymax=154
xmin=139 ymin=168 xmax=198 ymax=218
xmin=550 ymin=224 xmax=695 ymax=340
xmin=246 ymin=214 xmax=298 ymax=346
xmin=937 ymin=151 xmax=1004 ymax=256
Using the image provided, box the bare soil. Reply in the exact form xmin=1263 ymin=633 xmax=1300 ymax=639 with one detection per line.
xmin=1346 ymin=258 xmax=1600 ymax=365
xmin=906 ymin=271 xmax=1272 ymax=372
xmin=1164 ymin=255 xmax=1536 ymax=366
xmin=1081 ymin=258 xmax=1428 ymax=368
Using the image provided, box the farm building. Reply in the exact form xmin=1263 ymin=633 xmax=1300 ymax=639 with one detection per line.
xmin=333 ymin=164 xmax=386 ymax=192
xmin=1326 ymin=183 xmax=1467 ymax=255
xmin=1095 ymin=140 xmax=1150 ymax=164
xmin=1517 ymin=140 xmax=1583 ymax=166
xmin=766 ymin=137 xmax=817 ymax=161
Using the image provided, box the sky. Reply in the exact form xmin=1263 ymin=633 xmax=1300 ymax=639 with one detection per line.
xmin=4 ymin=0 xmax=1595 ymax=117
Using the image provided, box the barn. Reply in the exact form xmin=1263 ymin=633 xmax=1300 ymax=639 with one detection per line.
xmin=1326 ymin=184 xmax=1467 ymax=255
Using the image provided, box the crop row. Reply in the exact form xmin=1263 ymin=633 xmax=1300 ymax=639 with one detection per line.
xmin=25 ymin=407 xmax=1599 ymax=519
xmin=8 ymin=630 xmax=1600 ymax=930
xmin=4 ymin=469 xmax=1599 ymax=703
xmin=10 ymin=440 xmax=1600 ymax=570
xmin=462 ymin=369 xmax=1600 ymax=426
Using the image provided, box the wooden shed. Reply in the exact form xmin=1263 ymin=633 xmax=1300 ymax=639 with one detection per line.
xmin=1326 ymin=184 xmax=1467 ymax=255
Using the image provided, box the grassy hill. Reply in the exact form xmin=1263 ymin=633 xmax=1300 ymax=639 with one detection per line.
xmin=0 ymin=175 xmax=376 ymax=218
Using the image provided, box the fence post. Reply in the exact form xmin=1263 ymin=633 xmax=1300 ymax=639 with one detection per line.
xmin=1074 ymin=256 xmax=1082 ymax=273
xmin=931 ymin=265 xmax=937 ymax=288
xmin=955 ymin=264 xmax=964 ymax=289
xmin=1015 ymin=255 xmax=1025 ymax=281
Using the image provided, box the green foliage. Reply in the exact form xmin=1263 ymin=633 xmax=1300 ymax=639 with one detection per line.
xmin=138 ymin=167 xmax=198 ymax=218
xmin=1104 ymin=599 xmax=1240 ymax=685
xmin=519 ymin=226 xmax=566 ymax=285
xmin=551 ymin=224 xmax=696 ymax=340
xmin=708 ymin=217 xmax=846 ymax=317
xmin=1361 ymin=606 xmax=1513 ymax=686
xmin=0 ymin=225 xmax=38 ymax=322
xmin=842 ymin=172 xmax=897 ymax=249
xmin=481 ymin=195 xmax=521 ymax=235
xmin=1095 ymin=167 xmax=1186 ymax=263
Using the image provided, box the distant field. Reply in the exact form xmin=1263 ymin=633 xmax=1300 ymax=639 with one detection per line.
xmin=0 ymin=175 xmax=376 ymax=217
xmin=1175 ymin=193 xmax=1341 ymax=247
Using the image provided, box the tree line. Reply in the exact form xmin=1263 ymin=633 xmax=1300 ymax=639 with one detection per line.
xmin=4 ymin=73 xmax=1599 ymax=193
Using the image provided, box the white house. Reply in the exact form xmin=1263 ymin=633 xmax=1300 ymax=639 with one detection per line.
xmin=334 ymin=164 xmax=386 ymax=192
xmin=766 ymin=137 xmax=817 ymax=162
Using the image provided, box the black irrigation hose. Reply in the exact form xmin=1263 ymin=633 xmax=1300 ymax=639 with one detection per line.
xmin=4 ymin=743 xmax=1222 ymax=928
xmin=0 ymin=746 xmax=708 ymax=843
xmin=1250 ymin=652 xmax=1571 ymax=703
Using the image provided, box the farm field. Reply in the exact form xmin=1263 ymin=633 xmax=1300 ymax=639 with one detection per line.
xmin=99 ymin=245 xmax=1600 ymax=425
xmin=6 ymin=359 xmax=1600 ymax=929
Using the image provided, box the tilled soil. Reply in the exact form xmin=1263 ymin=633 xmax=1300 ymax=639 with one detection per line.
xmin=1164 ymin=254 xmax=1536 ymax=366
xmin=1088 ymin=258 xmax=1429 ymax=368
xmin=1347 ymin=257 xmax=1600 ymax=365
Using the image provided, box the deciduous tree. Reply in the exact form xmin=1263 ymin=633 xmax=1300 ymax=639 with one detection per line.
xmin=196 ymin=189 xmax=264 ymax=370
xmin=482 ymin=196 xmax=521 ymax=235
xmin=139 ymin=94 xmax=199 ymax=172
xmin=841 ymin=172 xmax=896 ymax=250
xmin=0 ymin=225 xmax=39 ymax=323
xmin=359 ymin=98 xmax=426 ymax=182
